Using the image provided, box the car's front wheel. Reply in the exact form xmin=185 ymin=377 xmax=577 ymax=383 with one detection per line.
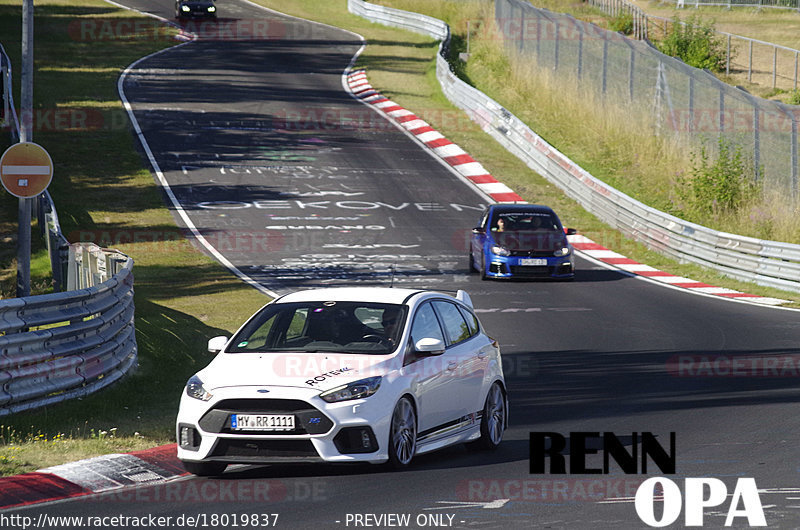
xmin=388 ymin=397 xmax=417 ymax=469
xmin=467 ymin=382 xmax=506 ymax=450
xmin=182 ymin=460 xmax=227 ymax=476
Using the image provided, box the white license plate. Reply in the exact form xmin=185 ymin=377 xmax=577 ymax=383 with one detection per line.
xmin=231 ymin=414 xmax=295 ymax=431
xmin=519 ymin=258 xmax=547 ymax=266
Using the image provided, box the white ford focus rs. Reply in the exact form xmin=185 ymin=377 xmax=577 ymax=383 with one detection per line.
xmin=176 ymin=287 xmax=507 ymax=476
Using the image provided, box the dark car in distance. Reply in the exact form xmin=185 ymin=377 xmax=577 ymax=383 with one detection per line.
xmin=176 ymin=0 xmax=217 ymax=18
xmin=469 ymin=204 xmax=576 ymax=280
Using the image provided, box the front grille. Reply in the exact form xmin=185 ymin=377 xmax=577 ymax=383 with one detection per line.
xmin=509 ymin=265 xmax=553 ymax=277
xmin=209 ymin=439 xmax=320 ymax=460
xmin=199 ymin=399 xmax=333 ymax=435
xmin=509 ymin=250 xmax=554 ymax=257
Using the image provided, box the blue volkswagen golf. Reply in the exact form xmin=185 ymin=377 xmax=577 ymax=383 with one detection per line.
xmin=469 ymin=204 xmax=576 ymax=280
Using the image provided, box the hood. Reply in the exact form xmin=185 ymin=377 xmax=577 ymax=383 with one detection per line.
xmin=199 ymin=351 xmax=396 ymax=392
xmin=492 ymin=231 xmax=568 ymax=252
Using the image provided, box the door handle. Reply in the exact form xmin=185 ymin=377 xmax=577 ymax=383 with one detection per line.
xmin=477 ymin=350 xmax=487 ymax=358
xmin=447 ymin=361 xmax=458 ymax=371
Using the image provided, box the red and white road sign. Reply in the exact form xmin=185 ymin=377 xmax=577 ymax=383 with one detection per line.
xmin=0 ymin=142 xmax=54 ymax=198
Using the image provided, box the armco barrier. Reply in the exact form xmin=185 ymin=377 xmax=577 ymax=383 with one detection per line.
xmin=348 ymin=0 xmax=800 ymax=294
xmin=0 ymin=243 xmax=137 ymax=415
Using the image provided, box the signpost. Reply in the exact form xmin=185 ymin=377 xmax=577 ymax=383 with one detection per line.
xmin=1 ymin=142 xmax=52 ymax=298
xmin=0 ymin=142 xmax=53 ymax=198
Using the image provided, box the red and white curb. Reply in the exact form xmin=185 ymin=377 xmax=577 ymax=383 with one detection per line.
xmin=570 ymin=234 xmax=789 ymax=305
xmin=347 ymin=69 xmax=790 ymax=307
xmin=0 ymin=444 xmax=185 ymax=510
xmin=347 ymin=69 xmax=523 ymax=203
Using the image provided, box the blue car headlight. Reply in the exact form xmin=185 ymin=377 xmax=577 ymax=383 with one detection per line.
xmin=319 ymin=377 xmax=382 ymax=403
xmin=554 ymin=246 xmax=571 ymax=257
xmin=491 ymin=245 xmax=510 ymax=257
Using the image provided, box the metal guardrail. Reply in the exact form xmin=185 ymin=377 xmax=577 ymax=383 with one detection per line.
xmin=1 ymin=43 xmax=20 ymax=143
xmin=0 ymin=243 xmax=137 ymax=416
xmin=348 ymin=0 xmax=800 ymax=294
xmin=1 ymin=46 xmax=137 ymax=415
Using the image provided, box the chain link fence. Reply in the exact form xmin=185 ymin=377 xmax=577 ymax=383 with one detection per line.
xmin=665 ymin=0 xmax=800 ymax=9
xmin=587 ymin=0 xmax=800 ymax=91
xmin=497 ymin=0 xmax=799 ymax=202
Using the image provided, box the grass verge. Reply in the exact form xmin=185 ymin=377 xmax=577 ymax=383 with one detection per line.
xmin=0 ymin=0 xmax=268 ymax=475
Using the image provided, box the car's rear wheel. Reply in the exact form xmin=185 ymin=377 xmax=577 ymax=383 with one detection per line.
xmin=467 ymin=382 xmax=506 ymax=450
xmin=388 ymin=397 xmax=417 ymax=469
xmin=182 ymin=461 xmax=227 ymax=476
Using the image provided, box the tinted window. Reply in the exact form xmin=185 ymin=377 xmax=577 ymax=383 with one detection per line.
xmin=458 ymin=306 xmax=480 ymax=337
xmin=492 ymin=211 xmax=560 ymax=232
xmin=228 ymin=302 xmax=406 ymax=354
xmin=433 ymin=301 xmax=471 ymax=345
xmin=410 ymin=303 xmax=444 ymax=346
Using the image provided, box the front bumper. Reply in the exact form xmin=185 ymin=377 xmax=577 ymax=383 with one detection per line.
xmin=484 ymin=254 xmax=574 ymax=279
xmin=176 ymin=385 xmax=392 ymax=465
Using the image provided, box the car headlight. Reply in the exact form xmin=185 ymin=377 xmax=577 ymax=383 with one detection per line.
xmin=554 ymin=246 xmax=571 ymax=257
xmin=181 ymin=5 xmax=190 ymax=11
xmin=207 ymin=5 xmax=215 ymax=11
xmin=186 ymin=375 xmax=213 ymax=401
xmin=319 ymin=377 xmax=382 ymax=403
xmin=491 ymin=245 xmax=510 ymax=257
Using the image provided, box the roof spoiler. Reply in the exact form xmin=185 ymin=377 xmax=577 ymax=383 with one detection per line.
xmin=456 ymin=290 xmax=473 ymax=309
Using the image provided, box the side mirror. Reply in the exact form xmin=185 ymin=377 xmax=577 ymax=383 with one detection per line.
xmin=415 ymin=338 xmax=446 ymax=356
xmin=208 ymin=336 xmax=229 ymax=354
xmin=472 ymin=227 xmax=485 ymax=235
xmin=565 ymin=228 xmax=577 ymax=235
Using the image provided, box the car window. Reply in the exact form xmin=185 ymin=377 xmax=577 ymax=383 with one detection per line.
xmin=458 ymin=306 xmax=480 ymax=337
xmin=286 ymin=308 xmax=308 ymax=341
xmin=432 ymin=301 xmax=471 ymax=345
xmin=410 ymin=302 xmax=444 ymax=346
xmin=234 ymin=312 xmax=279 ymax=351
xmin=228 ymin=302 xmax=406 ymax=354
xmin=492 ymin=211 xmax=561 ymax=232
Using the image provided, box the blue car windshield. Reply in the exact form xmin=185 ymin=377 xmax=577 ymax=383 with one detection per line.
xmin=492 ymin=212 xmax=560 ymax=232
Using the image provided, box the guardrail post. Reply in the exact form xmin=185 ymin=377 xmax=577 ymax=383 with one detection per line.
xmin=719 ymin=88 xmax=725 ymax=135
xmin=602 ymin=30 xmax=609 ymax=95
xmin=726 ymin=35 xmax=731 ymax=76
xmin=795 ymin=51 xmax=798 ymax=91
xmin=629 ymin=47 xmax=635 ymax=101
xmin=793 ymin=114 xmax=799 ymax=203
xmin=554 ymin=19 xmax=559 ymax=71
xmin=773 ymin=46 xmax=778 ymax=89
xmin=577 ymin=20 xmax=584 ymax=80
xmin=685 ymin=76 xmax=693 ymax=132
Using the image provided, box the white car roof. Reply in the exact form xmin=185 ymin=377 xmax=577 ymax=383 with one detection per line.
xmin=275 ymin=287 xmax=451 ymax=306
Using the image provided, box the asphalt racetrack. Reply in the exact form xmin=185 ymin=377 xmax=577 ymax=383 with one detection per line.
xmin=11 ymin=1 xmax=800 ymax=528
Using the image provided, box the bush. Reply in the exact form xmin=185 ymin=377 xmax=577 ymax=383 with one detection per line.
xmin=789 ymin=90 xmax=800 ymax=106
xmin=608 ymin=13 xmax=633 ymax=35
xmin=676 ymin=136 xmax=761 ymax=218
xmin=657 ymin=15 xmax=729 ymax=73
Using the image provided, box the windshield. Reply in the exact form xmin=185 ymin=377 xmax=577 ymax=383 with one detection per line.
xmin=227 ymin=301 xmax=407 ymax=355
xmin=492 ymin=211 xmax=561 ymax=232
